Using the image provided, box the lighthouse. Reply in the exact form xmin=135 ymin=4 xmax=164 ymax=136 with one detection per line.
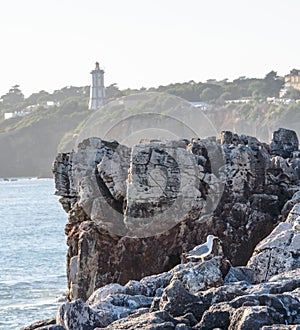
xmin=88 ymin=62 xmax=106 ymax=110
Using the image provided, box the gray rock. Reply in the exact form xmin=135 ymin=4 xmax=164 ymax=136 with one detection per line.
xmin=258 ymin=293 xmax=300 ymax=325
xmin=174 ymin=313 xmax=198 ymax=327
xmin=262 ymin=325 xmax=300 ymax=330
xmin=224 ymin=266 xmax=255 ymax=284
xmin=52 ymin=131 xmax=300 ymax=301
xmin=247 ymin=207 xmax=300 ymax=282
xmin=282 ymin=191 xmax=300 ymax=219
xmin=170 ymin=257 xmax=224 ymax=295
xmin=32 ymin=327 xmax=65 ymax=330
xmin=200 ymin=284 xmax=247 ymax=306
xmin=174 ymin=324 xmax=192 ymax=330
xmin=86 ymin=282 xmax=153 ymax=326
xmin=270 ymin=128 xmax=299 ymax=159
xmin=197 ymin=302 xmax=233 ymax=330
xmin=229 ymin=306 xmax=283 ymax=330
xmin=20 ymin=319 xmax=59 ymax=330
xmin=140 ymin=272 xmax=173 ymax=297
xmin=159 ymin=280 xmax=203 ymax=318
xmin=101 ymin=310 xmax=177 ymax=330
xmin=56 ymin=299 xmax=104 ymax=330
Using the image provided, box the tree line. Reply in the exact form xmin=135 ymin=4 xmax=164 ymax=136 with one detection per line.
xmin=1 ymin=69 xmax=300 ymax=117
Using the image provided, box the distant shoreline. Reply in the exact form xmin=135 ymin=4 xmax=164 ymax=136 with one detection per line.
xmin=0 ymin=176 xmax=52 ymax=182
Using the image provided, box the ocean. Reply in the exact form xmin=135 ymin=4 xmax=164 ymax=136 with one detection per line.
xmin=0 ymin=178 xmax=68 ymax=330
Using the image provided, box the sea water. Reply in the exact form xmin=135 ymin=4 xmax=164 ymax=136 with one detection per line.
xmin=0 ymin=178 xmax=67 ymax=330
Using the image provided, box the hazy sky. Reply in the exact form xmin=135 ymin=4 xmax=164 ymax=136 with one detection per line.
xmin=1 ymin=0 xmax=299 ymax=97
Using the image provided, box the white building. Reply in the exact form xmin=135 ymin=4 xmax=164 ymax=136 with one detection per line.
xmin=4 ymin=111 xmax=29 ymax=120
xmin=88 ymin=62 xmax=106 ymax=110
xmin=4 ymin=112 xmax=14 ymax=120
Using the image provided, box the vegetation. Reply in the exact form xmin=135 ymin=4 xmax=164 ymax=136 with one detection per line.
xmin=104 ymin=70 xmax=285 ymax=103
xmin=0 ymin=68 xmax=299 ymax=177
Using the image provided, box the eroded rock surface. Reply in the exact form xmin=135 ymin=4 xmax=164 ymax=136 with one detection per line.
xmin=28 ymin=151 xmax=300 ymax=329
xmin=247 ymin=202 xmax=300 ymax=282
xmin=52 ymin=129 xmax=300 ymax=302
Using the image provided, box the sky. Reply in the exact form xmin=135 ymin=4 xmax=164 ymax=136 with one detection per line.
xmin=1 ymin=0 xmax=300 ymax=97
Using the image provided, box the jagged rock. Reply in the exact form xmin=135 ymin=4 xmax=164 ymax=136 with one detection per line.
xmin=195 ymin=266 xmax=300 ymax=329
xmin=20 ymin=319 xmax=60 ymax=330
xmin=29 ymin=327 xmax=65 ymax=330
xmin=247 ymin=205 xmax=300 ymax=282
xmin=170 ymin=257 xmax=224 ymax=294
xmin=174 ymin=313 xmax=198 ymax=327
xmin=229 ymin=305 xmax=283 ymax=330
xmin=258 ymin=293 xmax=300 ymax=325
xmin=174 ymin=324 xmax=192 ymax=330
xmin=246 ymin=268 xmax=300 ymax=295
xmin=52 ymin=130 xmax=300 ymax=301
xmin=224 ymin=266 xmax=255 ymax=284
xmin=270 ymin=128 xmax=299 ymax=159
xmin=200 ymin=285 xmax=247 ymax=306
xmin=99 ymin=310 xmax=177 ymax=330
xmin=262 ymin=325 xmax=300 ymax=330
xmin=286 ymin=203 xmax=300 ymax=231
xmin=196 ymin=302 xmax=233 ymax=329
xmin=158 ymin=280 xmax=202 ymax=318
xmin=87 ymin=283 xmax=127 ymax=305
xmin=282 ymin=191 xmax=300 ymax=219
xmin=56 ymin=299 xmax=104 ymax=330
xmin=139 ymin=272 xmax=173 ymax=297
xmin=87 ymin=292 xmax=153 ymax=326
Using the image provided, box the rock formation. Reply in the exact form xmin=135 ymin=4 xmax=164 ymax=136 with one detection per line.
xmin=22 ymin=199 xmax=300 ymax=330
xmin=52 ymin=128 xmax=300 ymax=303
xmin=22 ymin=128 xmax=300 ymax=330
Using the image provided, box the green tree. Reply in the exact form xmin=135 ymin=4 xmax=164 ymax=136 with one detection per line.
xmin=105 ymin=83 xmax=124 ymax=100
xmin=200 ymin=86 xmax=221 ymax=102
xmin=263 ymin=71 xmax=283 ymax=97
xmin=26 ymin=90 xmax=51 ymax=105
xmin=290 ymin=69 xmax=300 ymax=75
xmin=1 ymin=85 xmax=24 ymax=107
xmin=264 ymin=71 xmax=278 ymax=80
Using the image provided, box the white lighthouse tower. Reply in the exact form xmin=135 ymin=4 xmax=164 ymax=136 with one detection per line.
xmin=88 ymin=62 xmax=106 ymax=110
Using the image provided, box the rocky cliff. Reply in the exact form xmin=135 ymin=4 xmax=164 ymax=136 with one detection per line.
xmin=52 ymin=128 xmax=300 ymax=304
xmin=23 ymin=198 xmax=300 ymax=330
xmin=21 ymin=128 xmax=300 ymax=330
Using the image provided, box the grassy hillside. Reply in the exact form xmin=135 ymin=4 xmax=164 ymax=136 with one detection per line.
xmin=0 ymin=99 xmax=91 ymax=178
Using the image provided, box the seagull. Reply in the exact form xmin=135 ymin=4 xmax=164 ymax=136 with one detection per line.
xmin=186 ymin=235 xmax=218 ymax=263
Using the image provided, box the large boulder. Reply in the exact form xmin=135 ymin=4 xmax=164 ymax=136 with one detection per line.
xmin=247 ymin=203 xmax=300 ymax=282
xmin=56 ymin=299 xmax=104 ymax=330
xmin=270 ymin=128 xmax=299 ymax=159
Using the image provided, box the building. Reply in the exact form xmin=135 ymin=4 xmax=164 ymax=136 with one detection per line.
xmin=88 ymin=62 xmax=106 ymax=110
xmin=281 ymin=70 xmax=300 ymax=97
xmin=4 ymin=111 xmax=29 ymax=120
xmin=284 ymin=71 xmax=300 ymax=91
xmin=189 ymin=101 xmax=211 ymax=111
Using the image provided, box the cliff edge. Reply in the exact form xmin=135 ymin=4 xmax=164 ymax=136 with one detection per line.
xmin=52 ymin=128 xmax=300 ymax=303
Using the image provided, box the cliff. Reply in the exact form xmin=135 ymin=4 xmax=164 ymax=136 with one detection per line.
xmin=22 ymin=128 xmax=300 ymax=330
xmin=52 ymin=128 xmax=300 ymax=302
